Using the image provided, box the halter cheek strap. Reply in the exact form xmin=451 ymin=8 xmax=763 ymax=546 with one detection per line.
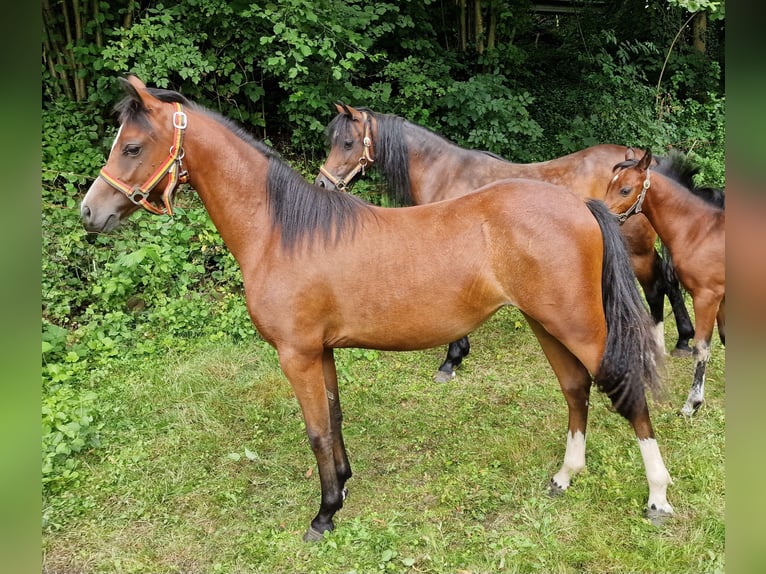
xmin=318 ymin=112 xmax=375 ymax=192
xmin=614 ymin=169 xmax=651 ymax=224
xmin=99 ymin=102 xmax=189 ymax=216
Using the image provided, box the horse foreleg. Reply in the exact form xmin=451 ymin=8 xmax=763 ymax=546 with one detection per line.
xmin=322 ymin=348 xmax=352 ymax=498
xmin=434 ymin=336 xmax=470 ymax=383
xmin=278 ymin=348 xmax=345 ymax=541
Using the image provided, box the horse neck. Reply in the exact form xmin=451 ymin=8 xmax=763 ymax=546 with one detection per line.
xmin=182 ymin=111 xmax=274 ymax=265
xmin=402 ymin=126 xmax=515 ymax=202
xmin=640 ymin=171 xmax=721 ymax=248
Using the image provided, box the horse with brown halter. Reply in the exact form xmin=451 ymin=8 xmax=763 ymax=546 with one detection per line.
xmin=81 ymin=76 xmax=673 ymax=541
xmin=606 ymin=149 xmax=725 ymax=416
xmin=316 ymin=104 xmax=694 ymax=382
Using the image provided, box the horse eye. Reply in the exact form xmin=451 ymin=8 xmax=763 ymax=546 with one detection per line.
xmin=124 ymin=144 xmax=141 ymax=157
xmin=620 ymin=187 xmax=631 ymax=196
xmin=343 ymin=139 xmax=354 ymax=150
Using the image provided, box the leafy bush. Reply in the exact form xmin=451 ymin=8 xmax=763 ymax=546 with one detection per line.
xmin=438 ymin=74 xmax=543 ymax=162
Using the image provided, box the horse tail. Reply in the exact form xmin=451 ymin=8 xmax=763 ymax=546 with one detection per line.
xmin=586 ymin=199 xmax=665 ymax=419
xmin=659 ymin=243 xmax=683 ymax=293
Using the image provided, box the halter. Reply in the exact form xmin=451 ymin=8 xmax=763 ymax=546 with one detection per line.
xmin=614 ymin=168 xmax=651 ymax=224
xmin=318 ymin=111 xmax=375 ymax=191
xmin=98 ymin=102 xmax=189 ymax=215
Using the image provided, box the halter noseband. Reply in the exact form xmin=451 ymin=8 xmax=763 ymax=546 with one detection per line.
xmin=318 ymin=111 xmax=375 ymax=191
xmin=99 ymin=102 xmax=189 ymax=215
xmin=614 ymin=168 xmax=651 ymax=224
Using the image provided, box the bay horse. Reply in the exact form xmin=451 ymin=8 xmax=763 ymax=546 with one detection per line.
xmin=80 ymin=76 xmax=673 ymax=541
xmin=316 ymin=104 xmax=694 ymax=382
xmin=606 ymin=149 xmax=725 ymax=416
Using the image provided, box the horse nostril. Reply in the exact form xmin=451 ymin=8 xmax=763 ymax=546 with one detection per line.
xmin=81 ymin=204 xmax=91 ymax=219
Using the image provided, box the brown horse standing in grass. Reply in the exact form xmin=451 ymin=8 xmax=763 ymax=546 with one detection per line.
xmin=316 ymin=104 xmax=694 ymax=381
xmin=606 ymin=149 xmax=725 ymax=416
xmin=80 ymin=76 xmax=673 ymax=541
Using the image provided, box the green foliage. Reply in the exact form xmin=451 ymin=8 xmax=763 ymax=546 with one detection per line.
xmin=100 ymin=3 xmax=216 ymax=86
xmin=439 ymin=74 xmax=543 ymax=162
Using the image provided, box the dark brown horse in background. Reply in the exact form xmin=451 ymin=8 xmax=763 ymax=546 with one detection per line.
xmin=80 ymin=76 xmax=673 ymax=541
xmin=606 ymin=149 xmax=725 ymax=416
xmin=316 ymin=104 xmax=694 ymax=382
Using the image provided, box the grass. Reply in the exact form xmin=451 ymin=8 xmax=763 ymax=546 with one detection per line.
xmin=42 ymin=305 xmax=725 ymax=573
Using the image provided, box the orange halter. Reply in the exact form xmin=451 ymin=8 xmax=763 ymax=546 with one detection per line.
xmin=99 ymin=102 xmax=189 ymax=215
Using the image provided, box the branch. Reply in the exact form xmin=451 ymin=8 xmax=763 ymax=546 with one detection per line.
xmin=655 ymin=11 xmax=696 ymax=119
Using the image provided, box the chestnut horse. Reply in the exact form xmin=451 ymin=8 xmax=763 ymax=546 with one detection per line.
xmin=316 ymin=104 xmax=694 ymax=381
xmin=80 ymin=77 xmax=673 ymax=541
xmin=606 ymin=149 xmax=725 ymax=416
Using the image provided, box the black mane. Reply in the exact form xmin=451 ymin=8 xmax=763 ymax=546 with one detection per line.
xmin=118 ymin=80 xmax=371 ymax=251
xmin=614 ymin=151 xmax=725 ymax=209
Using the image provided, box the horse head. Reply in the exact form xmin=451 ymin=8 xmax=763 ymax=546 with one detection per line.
xmin=605 ymin=149 xmax=653 ymax=223
xmin=315 ymin=102 xmax=375 ymax=191
xmin=80 ymin=75 xmax=189 ymax=233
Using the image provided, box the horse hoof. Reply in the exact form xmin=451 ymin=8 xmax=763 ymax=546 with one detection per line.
xmin=670 ymin=347 xmax=693 ymax=358
xmin=679 ymin=401 xmax=702 ymax=417
xmin=645 ymin=506 xmax=673 ymax=526
xmin=548 ymin=479 xmax=566 ymax=497
xmin=302 ymin=526 xmax=326 ymax=542
xmin=433 ymin=370 xmax=455 ymax=383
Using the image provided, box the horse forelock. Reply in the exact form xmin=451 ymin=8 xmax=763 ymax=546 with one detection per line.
xmin=115 ymin=87 xmax=191 ymax=127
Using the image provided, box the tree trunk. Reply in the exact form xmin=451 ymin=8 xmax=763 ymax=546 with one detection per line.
xmin=692 ymin=11 xmax=707 ymax=54
xmin=475 ymin=0 xmax=484 ymax=54
xmin=458 ymin=0 xmax=467 ymax=51
xmin=487 ymin=1 xmax=496 ymax=52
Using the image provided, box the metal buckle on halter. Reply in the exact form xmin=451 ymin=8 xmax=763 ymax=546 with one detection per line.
xmin=173 ymin=110 xmax=188 ymax=129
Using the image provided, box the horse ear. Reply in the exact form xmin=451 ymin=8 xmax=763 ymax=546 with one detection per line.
xmin=334 ymin=101 xmax=348 ymax=115
xmin=343 ymin=103 xmax=364 ymax=122
xmin=625 ymin=147 xmax=635 ymax=161
xmin=638 ymin=149 xmax=653 ymax=170
xmin=120 ymin=74 xmax=161 ymax=111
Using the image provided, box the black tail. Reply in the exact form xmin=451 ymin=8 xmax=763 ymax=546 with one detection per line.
xmin=586 ymin=199 xmax=664 ymax=419
xmin=659 ymin=243 xmax=682 ymax=292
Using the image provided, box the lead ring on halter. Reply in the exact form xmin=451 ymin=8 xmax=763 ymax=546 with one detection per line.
xmin=98 ymin=102 xmax=189 ymax=216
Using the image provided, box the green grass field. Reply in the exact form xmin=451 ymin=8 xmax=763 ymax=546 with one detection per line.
xmin=42 ymin=305 xmax=724 ymax=573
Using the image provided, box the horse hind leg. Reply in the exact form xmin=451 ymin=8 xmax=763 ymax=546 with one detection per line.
xmin=680 ymin=295 xmax=721 ymax=417
xmin=522 ymin=315 xmax=591 ymax=496
xmin=434 ymin=336 xmax=470 ymax=383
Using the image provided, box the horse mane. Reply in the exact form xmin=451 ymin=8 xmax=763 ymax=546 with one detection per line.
xmin=118 ymin=81 xmax=372 ymax=252
xmin=614 ymin=151 xmax=724 ymax=210
xmin=655 ymin=150 xmax=725 ymax=209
